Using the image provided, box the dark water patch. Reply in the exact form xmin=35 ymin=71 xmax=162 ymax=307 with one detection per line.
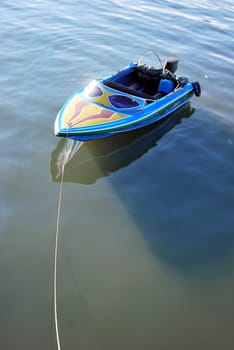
xmin=108 ymin=108 xmax=234 ymax=272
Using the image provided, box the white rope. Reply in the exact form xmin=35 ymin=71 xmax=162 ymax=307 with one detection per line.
xmin=53 ymin=139 xmax=75 ymax=350
xmin=53 ymin=161 xmax=65 ymax=350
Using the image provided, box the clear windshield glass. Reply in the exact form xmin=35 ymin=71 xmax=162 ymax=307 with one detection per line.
xmin=85 ymin=81 xmax=103 ymax=97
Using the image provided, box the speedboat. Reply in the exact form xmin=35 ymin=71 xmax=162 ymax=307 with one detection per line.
xmin=54 ymin=51 xmax=201 ymax=141
xmin=51 ymin=103 xmax=194 ymax=184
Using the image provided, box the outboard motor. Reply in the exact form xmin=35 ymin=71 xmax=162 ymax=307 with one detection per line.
xmin=163 ymin=56 xmax=179 ymax=73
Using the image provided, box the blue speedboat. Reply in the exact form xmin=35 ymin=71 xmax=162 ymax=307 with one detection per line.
xmin=54 ymin=51 xmax=201 ymax=141
xmin=51 ymin=103 xmax=193 ymax=184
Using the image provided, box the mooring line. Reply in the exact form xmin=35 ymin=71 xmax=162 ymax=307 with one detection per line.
xmin=53 ymin=161 xmax=65 ymax=350
xmin=53 ymin=139 xmax=75 ymax=350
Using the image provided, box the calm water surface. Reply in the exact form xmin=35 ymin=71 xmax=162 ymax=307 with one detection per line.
xmin=1 ymin=0 xmax=234 ymax=349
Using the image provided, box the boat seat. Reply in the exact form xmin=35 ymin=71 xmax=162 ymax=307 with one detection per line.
xmin=157 ymin=79 xmax=175 ymax=94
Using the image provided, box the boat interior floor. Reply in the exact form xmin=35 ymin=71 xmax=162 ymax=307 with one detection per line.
xmin=104 ymin=67 xmax=175 ymax=101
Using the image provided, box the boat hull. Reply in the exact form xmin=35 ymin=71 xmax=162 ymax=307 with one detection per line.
xmin=54 ymin=57 xmax=200 ymax=141
xmin=55 ymin=85 xmax=194 ymax=141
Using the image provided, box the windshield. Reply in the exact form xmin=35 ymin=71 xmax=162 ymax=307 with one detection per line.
xmin=85 ymin=81 xmax=103 ymax=97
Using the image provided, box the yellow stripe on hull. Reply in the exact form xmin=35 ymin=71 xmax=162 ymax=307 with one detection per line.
xmin=62 ymin=95 xmax=126 ymax=129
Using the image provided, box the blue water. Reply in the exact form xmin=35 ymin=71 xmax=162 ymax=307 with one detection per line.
xmin=1 ymin=1 xmax=234 ymax=349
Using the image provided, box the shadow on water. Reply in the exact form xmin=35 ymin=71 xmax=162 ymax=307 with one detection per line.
xmin=50 ymin=103 xmax=234 ymax=273
xmin=50 ymin=102 xmax=194 ymax=184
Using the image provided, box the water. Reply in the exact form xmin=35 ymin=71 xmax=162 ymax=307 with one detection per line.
xmin=1 ymin=0 xmax=234 ymax=349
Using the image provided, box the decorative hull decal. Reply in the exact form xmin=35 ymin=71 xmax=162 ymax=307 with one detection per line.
xmin=62 ymin=95 xmax=126 ymax=129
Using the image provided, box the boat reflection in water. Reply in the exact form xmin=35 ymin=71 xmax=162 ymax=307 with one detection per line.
xmin=50 ymin=103 xmax=194 ymax=185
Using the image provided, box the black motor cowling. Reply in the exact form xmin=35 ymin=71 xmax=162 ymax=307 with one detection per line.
xmin=192 ymin=81 xmax=201 ymax=97
xmin=163 ymin=56 xmax=179 ymax=73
